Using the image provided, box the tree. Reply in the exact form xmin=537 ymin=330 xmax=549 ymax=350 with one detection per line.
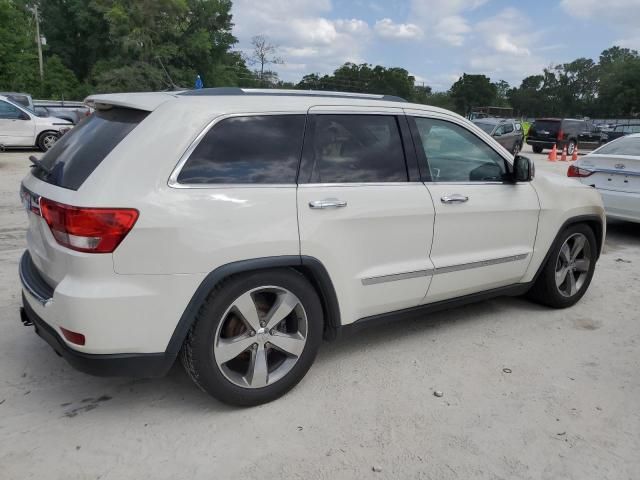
xmin=493 ymin=80 xmax=510 ymax=106
xmin=0 ymin=0 xmax=40 ymax=93
xmin=449 ymin=73 xmax=497 ymax=115
xmin=247 ymin=35 xmax=283 ymax=84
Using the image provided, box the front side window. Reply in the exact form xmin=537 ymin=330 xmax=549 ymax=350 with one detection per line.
xmin=503 ymin=123 xmax=514 ymax=134
xmin=413 ymin=117 xmax=507 ymax=182
xmin=178 ymin=115 xmax=306 ymax=184
xmin=301 ymin=114 xmax=407 ymax=183
xmin=0 ymin=101 xmax=24 ymax=120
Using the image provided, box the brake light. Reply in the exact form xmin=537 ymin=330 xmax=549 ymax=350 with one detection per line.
xmin=39 ymin=198 xmax=138 ymax=253
xmin=557 ymin=129 xmax=564 ymax=140
xmin=567 ymin=165 xmax=593 ymax=178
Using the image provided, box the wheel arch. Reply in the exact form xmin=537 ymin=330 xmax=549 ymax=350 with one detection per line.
xmin=165 ymin=255 xmax=341 ymax=355
xmin=531 ymin=214 xmax=604 ymax=285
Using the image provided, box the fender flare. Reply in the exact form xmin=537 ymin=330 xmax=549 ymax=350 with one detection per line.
xmin=165 ymin=255 xmax=341 ymax=354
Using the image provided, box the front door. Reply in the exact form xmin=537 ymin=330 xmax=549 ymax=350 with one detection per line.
xmin=297 ymin=107 xmax=435 ymax=324
xmin=0 ymin=100 xmax=34 ymax=146
xmin=405 ymin=111 xmax=540 ymax=303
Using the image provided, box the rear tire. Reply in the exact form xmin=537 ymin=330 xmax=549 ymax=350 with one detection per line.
xmin=527 ymin=224 xmax=597 ymax=308
xmin=180 ymin=269 xmax=323 ymax=406
xmin=532 ymin=146 xmax=543 ymax=154
xmin=567 ymin=140 xmax=576 ymax=156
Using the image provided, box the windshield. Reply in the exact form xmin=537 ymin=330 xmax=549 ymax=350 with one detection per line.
xmin=594 ymin=136 xmax=640 ymax=156
xmin=474 ymin=122 xmax=495 ymax=134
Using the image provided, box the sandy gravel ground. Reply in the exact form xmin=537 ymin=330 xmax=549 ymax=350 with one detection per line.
xmin=0 ymin=146 xmax=638 ymax=480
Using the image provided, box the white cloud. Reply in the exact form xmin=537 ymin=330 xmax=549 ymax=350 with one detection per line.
xmin=435 ymin=16 xmax=471 ymax=47
xmin=468 ymin=8 xmax=545 ymax=85
xmin=232 ymin=0 xmax=372 ymax=80
xmin=561 ymin=0 xmax=640 ymax=49
xmin=374 ymin=18 xmax=423 ymax=39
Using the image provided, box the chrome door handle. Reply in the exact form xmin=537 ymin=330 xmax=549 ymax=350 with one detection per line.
xmin=441 ymin=194 xmax=469 ymax=204
xmin=309 ymin=199 xmax=347 ymax=209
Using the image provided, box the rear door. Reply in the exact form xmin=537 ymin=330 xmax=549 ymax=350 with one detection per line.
xmin=297 ymin=107 xmax=435 ymax=324
xmin=405 ymin=110 xmax=540 ymax=303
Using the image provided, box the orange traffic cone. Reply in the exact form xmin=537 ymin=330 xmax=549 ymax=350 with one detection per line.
xmin=548 ymin=144 xmax=557 ymax=162
xmin=571 ymin=146 xmax=579 ymax=161
xmin=560 ymin=145 xmax=568 ymax=162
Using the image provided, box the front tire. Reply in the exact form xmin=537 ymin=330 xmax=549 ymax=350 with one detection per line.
xmin=180 ymin=269 xmax=323 ymax=406
xmin=527 ymin=224 xmax=597 ymax=308
xmin=567 ymin=140 xmax=576 ymax=156
xmin=512 ymin=141 xmax=521 ymax=155
xmin=37 ymin=131 xmax=59 ymax=151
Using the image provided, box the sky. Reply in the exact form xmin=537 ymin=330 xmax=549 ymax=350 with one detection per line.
xmin=231 ymin=0 xmax=640 ymax=91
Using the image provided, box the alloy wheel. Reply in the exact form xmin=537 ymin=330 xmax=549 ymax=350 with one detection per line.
xmin=42 ymin=134 xmax=58 ymax=150
xmin=213 ymin=286 xmax=308 ymax=389
xmin=555 ymin=233 xmax=591 ymax=297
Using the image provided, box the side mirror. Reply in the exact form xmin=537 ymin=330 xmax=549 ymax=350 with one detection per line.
xmin=513 ymin=155 xmax=534 ymax=182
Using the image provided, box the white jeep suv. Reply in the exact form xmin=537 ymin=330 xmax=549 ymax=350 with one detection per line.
xmin=1 ymin=95 xmax=73 ymax=151
xmin=19 ymin=89 xmax=605 ymax=406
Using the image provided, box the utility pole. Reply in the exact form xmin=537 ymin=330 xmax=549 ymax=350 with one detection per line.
xmin=34 ymin=5 xmax=44 ymax=82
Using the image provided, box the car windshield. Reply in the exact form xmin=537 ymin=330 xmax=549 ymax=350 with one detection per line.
xmin=594 ymin=136 xmax=640 ymax=156
xmin=474 ymin=122 xmax=495 ymax=134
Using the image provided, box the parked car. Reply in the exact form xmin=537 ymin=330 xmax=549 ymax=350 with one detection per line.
xmin=527 ymin=118 xmax=601 ymax=154
xmin=600 ymin=123 xmax=640 ymax=143
xmin=33 ymin=100 xmax=92 ymax=125
xmin=569 ymin=134 xmax=640 ymax=223
xmin=19 ymin=88 xmax=605 ymax=406
xmin=0 ymin=92 xmax=34 ymax=110
xmin=472 ymin=118 xmax=524 ymax=155
xmin=0 ymin=95 xmax=73 ymax=151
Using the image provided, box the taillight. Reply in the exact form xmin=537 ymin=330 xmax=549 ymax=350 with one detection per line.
xmin=39 ymin=198 xmax=138 ymax=253
xmin=60 ymin=326 xmax=86 ymax=345
xmin=567 ymin=165 xmax=593 ymax=178
xmin=557 ymin=129 xmax=564 ymax=140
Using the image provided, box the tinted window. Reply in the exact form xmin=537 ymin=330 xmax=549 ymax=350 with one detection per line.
xmin=474 ymin=122 xmax=495 ymax=134
xmin=33 ymin=108 xmax=148 ymax=190
xmin=302 ymin=115 xmax=407 ymax=183
xmin=503 ymin=123 xmax=514 ymax=133
xmin=178 ymin=115 xmax=305 ymax=184
xmin=414 ymin=117 xmax=507 ymax=182
xmin=595 ymin=136 xmax=640 ymax=156
xmin=562 ymin=120 xmax=585 ymax=133
xmin=531 ymin=120 xmax=560 ymax=135
xmin=0 ymin=101 xmax=24 ymax=119
xmin=8 ymin=95 xmax=30 ymax=107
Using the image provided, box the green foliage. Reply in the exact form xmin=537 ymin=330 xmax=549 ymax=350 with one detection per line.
xmin=450 ymin=74 xmax=497 ymax=115
xmin=0 ymin=0 xmax=252 ymax=99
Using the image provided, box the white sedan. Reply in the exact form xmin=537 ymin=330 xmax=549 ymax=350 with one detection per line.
xmin=570 ymin=133 xmax=640 ymax=223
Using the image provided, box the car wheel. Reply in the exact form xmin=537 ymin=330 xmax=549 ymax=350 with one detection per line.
xmin=37 ymin=132 xmax=59 ymax=151
xmin=512 ymin=142 xmax=521 ymax=155
xmin=532 ymin=146 xmax=543 ymax=154
xmin=566 ymin=140 xmax=576 ymax=155
xmin=527 ymin=224 xmax=597 ymax=308
xmin=180 ymin=269 xmax=323 ymax=406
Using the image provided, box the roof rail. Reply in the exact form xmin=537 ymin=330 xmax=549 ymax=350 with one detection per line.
xmin=178 ymin=87 xmax=407 ymax=103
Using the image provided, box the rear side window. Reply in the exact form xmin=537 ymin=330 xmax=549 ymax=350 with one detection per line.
xmin=33 ymin=108 xmax=149 ymax=190
xmin=177 ymin=115 xmax=306 ymax=184
xmin=300 ymin=115 xmax=407 ymax=183
xmin=595 ymin=136 xmax=640 ymax=156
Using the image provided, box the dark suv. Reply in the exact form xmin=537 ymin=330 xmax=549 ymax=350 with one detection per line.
xmin=601 ymin=124 xmax=640 ymax=143
xmin=527 ymin=118 xmax=600 ymax=155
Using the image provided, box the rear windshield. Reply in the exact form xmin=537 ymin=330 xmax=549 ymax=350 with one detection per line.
xmin=32 ymin=108 xmax=148 ymax=190
xmin=474 ymin=122 xmax=495 ymax=134
xmin=595 ymin=136 xmax=640 ymax=156
xmin=531 ymin=120 xmax=560 ymax=133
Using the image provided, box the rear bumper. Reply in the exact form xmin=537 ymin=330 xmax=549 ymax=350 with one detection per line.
xmin=526 ymin=139 xmax=564 ymax=149
xmin=21 ymin=294 xmax=175 ymax=377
